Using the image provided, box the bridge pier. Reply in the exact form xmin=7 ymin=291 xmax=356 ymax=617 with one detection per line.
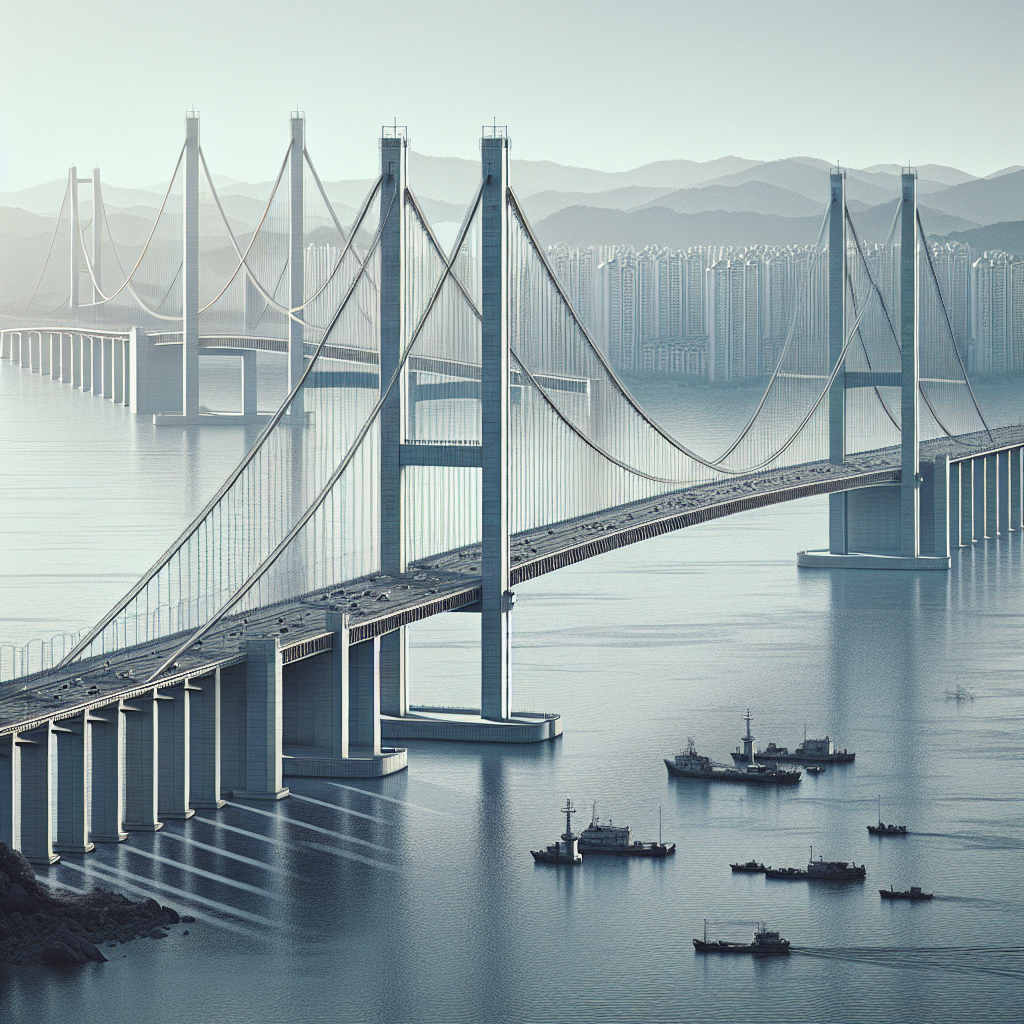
xmin=53 ymin=712 xmax=94 ymax=854
xmin=16 ymin=725 xmax=59 ymax=865
xmin=189 ymin=670 xmax=224 ymax=808
xmin=283 ymin=616 xmax=406 ymax=778
xmin=89 ymin=704 xmax=127 ymax=843
xmin=157 ymin=683 xmax=194 ymax=819
xmin=121 ymin=692 xmax=164 ymax=832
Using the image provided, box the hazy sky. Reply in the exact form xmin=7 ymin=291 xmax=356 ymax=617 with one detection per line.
xmin=1 ymin=0 xmax=1021 ymax=191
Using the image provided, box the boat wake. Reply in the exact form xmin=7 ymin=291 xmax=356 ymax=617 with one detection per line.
xmin=790 ymin=945 xmax=1024 ymax=979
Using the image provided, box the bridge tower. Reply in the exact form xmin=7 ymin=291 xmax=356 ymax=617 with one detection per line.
xmin=800 ymin=166 xmax=949 ymax=570
xmin=182 ymin=112 xmax=200 ymax=419
xmin=379 ymin=126 xmax=409 ymax=718
xmin=68 ymin=166 xmax=80 ymax=313
xmin=480 ymin=128 xmax=513 ymax=721
xmin=92 ymin=168 xmax=103 ymax=305
xmin=289 ymin=112 xmax=305 ymax=394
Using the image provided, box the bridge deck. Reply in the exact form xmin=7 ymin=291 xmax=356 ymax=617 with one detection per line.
xmin=2 ymin=425 xmax=1021 ymax=735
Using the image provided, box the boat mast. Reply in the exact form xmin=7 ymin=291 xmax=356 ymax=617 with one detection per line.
xmin=741 ymin=709 xmax=755 ymax=762
xmin=562 ymin=798 xmax=576 ymax=840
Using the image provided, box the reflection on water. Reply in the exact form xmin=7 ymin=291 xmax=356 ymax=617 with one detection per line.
xmin=1 ymin=364 xmax=1023 ymax=1023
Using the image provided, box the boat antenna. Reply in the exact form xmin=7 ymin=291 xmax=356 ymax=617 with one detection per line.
xmin=592 ymin=801 xmax=597 ymax=827
xmin=659 ymin=805 xmax=662 ymax=846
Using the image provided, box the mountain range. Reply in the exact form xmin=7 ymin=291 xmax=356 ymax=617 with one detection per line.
xmin=2 ymin=155 xmax=1022 ymax=306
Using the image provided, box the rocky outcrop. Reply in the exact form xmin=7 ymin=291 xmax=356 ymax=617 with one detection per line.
xmin=0 ymin=842 xmax=187 ymax=964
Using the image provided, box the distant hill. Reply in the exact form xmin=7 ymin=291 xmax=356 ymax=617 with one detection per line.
xmin=632 ymin=181 xmax=822 ymax=218
xmin=534 ymin=202 xmax=978 ymax=250
xmin=928 ymin=221 xmax=1024 ymax=257
xmin=919 ymin=170 xmax=1024 ymax=227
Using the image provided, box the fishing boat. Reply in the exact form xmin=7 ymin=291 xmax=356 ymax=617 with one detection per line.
xmin=693 ymin=920 xmax=790 ymax=955
xmin=530 ymin=798 xmax=583 ymax=865
xmin=764 ymin=846 xmax=866 ymax=881
xmin=867 ymin=796 xmax=907 ymax=835
xmin=731 ymin=713 xmax=854 ymax=764
xmin=665 ymin=737 xmax=801 ymax=786
xmin=577 ymin=804 xmax=675 ymax=857
xmin=880 ymin=884 xmax=937 ymax=901
xmin=730 ymin=860 xmax=766 ymax=873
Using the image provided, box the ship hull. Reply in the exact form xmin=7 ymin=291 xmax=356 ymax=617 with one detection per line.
xmin=693 ymin=939 xmax=789 ymax=955
xmin=577 ymin=842 xmax=675 ymax=857
xmin=665 ymin=759 xmax=800 ymax=785
xmin=731 ymin=752 xmax=855 ymax=764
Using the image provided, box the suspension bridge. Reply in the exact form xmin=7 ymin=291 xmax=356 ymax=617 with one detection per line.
xmin=1 ymin=116 xmax=1022 ymax=867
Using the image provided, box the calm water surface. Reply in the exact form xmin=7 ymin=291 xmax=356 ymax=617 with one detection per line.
xmin=1 ymin=363 xmax=1022 ymax=1024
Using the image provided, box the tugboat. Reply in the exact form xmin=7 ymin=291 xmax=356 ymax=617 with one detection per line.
xmin=530 ymin=798 xmax=583 ymax=865
xmin=665 ymin=737 xmax=801 ymax=786
xmin=764 ymin=847 xmax=866 ymax=881
xmin=693 ymin=920 xmax=790 ymax=956
xmin=806 ymin=765 xmax=825 ymax=776
xmin=730 ymin=860 xmax=766 ymax=873
xmin=577 ymin=804 xmax=676 ymax=857
xmin=867 ymin=796 xmax=907 ymax=836
xmin=731 ymin=714 xmax=854 ymax=764
xmin=880 ymin=885 xmax=933 ymax=901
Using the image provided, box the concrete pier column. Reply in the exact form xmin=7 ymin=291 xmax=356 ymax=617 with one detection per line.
xmin=0 ymin=734 xmax=21 ymax=852
xmin=947 ymin=461 xmax=961 ymax=549
xmin=91 ymin=338 xmax=103 ymax=395
xmin=960 ymin=459 xmax=974 ymax=544
xmin=182 ymin=113 xmax=200 ymax=418
xmin=61 ymin=334 xmax=73 ymax=383
xmin=1010 ymin=448 xmax=1022 ymax=529
xmin=985 ymin=454 xmax=999 ymax=537
xmin=973 ymin=456 xmax=987 ymax=541
xmin=48 ymin=334 xmax=59 ymax=379
xmin=39 ymin=332 xmax=51 ymax=375
xmin=921 ymin=456 xmax=950 ymax=559
xmin=54 ymin=713 xmax=94 ymax=854
xmin=189 ymin=670 xmax=224 ymax=808
xmin=122 ymin=338 xmax=132 ymax=407
xmin=89 ymin=704 xmax=127 ymax=843
xmin=18 ymin=724 xmax=59 ymax=865
xmin=122 ymin=691 xmax=163 ymax=832
xmin=379 ymin=629 xmax=408 ymax=718
xmin=481 ymin=129 xmax=513 ymax=721
xmin=101 ymin=338 xmax=114 ymax=398
xmin=241 ymin=352 xmax=257 ymax=417
xmin=348 ymin=636 xmax=381 ymax=754
xmin=113 ymin=338 xmax=125 ymax=403
xmin=323 ymin=612 xmax=350 ymax=758
xmin=235 ymin=638 xmax=289 ymax=800
xmin=996 ymin=451 xmax=1010 ymax=535
xmin=19 ymin=332 xmax=29 ymax=368
xmin=80 ymin=337 xmax=92 ymax=391
xmin=157 ymin=683 xmax=194 ymax=819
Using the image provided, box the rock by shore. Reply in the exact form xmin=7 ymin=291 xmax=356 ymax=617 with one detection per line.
xmin=0 ymin=842 xmax=187 ymax=965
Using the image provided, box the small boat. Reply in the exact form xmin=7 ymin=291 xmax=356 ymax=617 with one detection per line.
xmin=765 ymin=846 xmax=866 ymax=881
xmin=666 ymin=736 xmax=801 ymax=786
xmin=806 ymin=765 xmax=825 ymax=775
xmin=577 ymin=804 xmax=676 ymax=857
xmin=693 ymin=920 xmax=790 ymax=956
xmin=731 ymin=714 xmax=854 ymax=764
xmin=867 ymin=796 xmax=907 ymax=836
xmin=880 ymin=885 xmax=933 ymax=901
xmin=530 ymin=798 xmax=583 ymax=865
xmin=945 ymin=685 xmax=974 ymax=702
xmin=730 ymin=860 xmax=766 ymax=873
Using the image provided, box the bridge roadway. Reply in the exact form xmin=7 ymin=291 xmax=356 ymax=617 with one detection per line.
xmin=2 ymin=424 xmax=1022 ymax=736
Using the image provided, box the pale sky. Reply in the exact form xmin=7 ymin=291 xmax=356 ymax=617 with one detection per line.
xmin=1 ymin=0 xmax=1021 ymax=191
